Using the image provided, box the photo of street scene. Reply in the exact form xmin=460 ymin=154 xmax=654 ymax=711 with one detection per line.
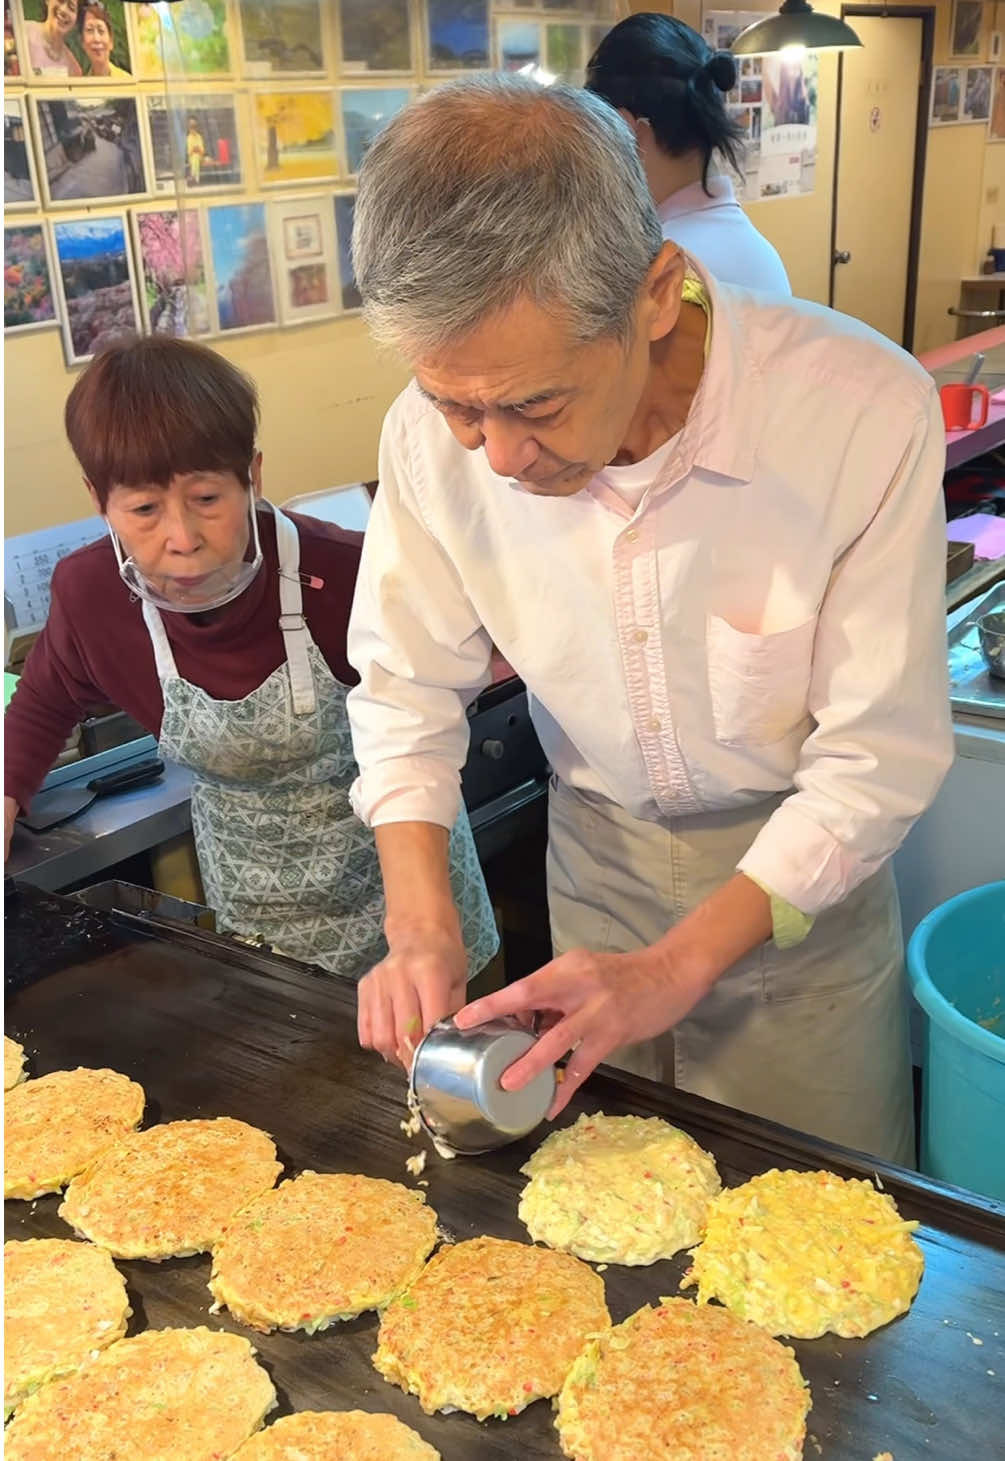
xmin=34 ymin=94 xmax=146 ymax=203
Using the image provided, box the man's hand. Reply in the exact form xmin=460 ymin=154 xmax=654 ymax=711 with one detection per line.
xmin=4 ymin=796 xmax=18 ymax=861
xmin=357 ymin=923 xmax=467 ymax=1067
xmin=455 ymin=943 xmax=712 ymax=1117
xmin=456 ymin=872 xmax=773 ymax=1117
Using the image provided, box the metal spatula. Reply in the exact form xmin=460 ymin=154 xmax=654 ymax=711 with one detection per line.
xmin=21 ymin=759 xmax=165 ymax=832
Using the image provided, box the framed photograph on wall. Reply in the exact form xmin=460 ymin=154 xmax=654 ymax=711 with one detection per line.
xmin=31 ymin=93 xmax=149 ymax=206
xmin=4 ymin=221 xmax=58 ymax=331
xmin=964 ymin=63 xmax=993 ymax=120
xmin=5 ymin=0 xmax=23 ymax=75
xmin=268 ymin=194 xmax=338 ymax=325
xmin=129 ymin=0 xmax=233 ymax=81
xmin=930 ymin=65 xmax=964 ymax=124
xmin=207 ymin=200 xmax=277 ymax=332
xmin=251 ymin=88 xmax=338 ymax=187
xmin=147 ymin=92 xmax=242 ymax=195
xmin=49 ymin=211 xmax=141 ymax=365
xmin=989 ymin=64 xmax=1005 ymax=137
xmin=497 ymin=18 xmax=542 ymax=72
xmin=545 ymin=22 xmax=582 ymax=82
xmin=131 ymin=204 xmax=212 ymax=336
xmin=426 ymin=0 xmax=489 ymax=72
xmin=237 ymin=0 xmax=325 ymax=78
xmin=951 ymin=0 xmax=984 ymax=57
xmin=340 ymin=87 xmax=410 ymax=175
xmin=333 ymin=191 xmax=360 ymax=311
xmin=338 ymin=0 xmax=411 ymax=74
xmin=19 ymin=0 xmax=133 ymax=80
xmin=5 ymin=95 xmax=41 ymax=209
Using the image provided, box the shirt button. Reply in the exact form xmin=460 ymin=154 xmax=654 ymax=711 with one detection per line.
xmin=648 ymin=717 xmax=662 ymax=733
xmin=632 ymin=628 xmax=648 ymax=644
xmin=625 ymin=529 xmax=639 ymax=543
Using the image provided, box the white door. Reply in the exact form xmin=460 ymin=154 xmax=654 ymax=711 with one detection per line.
xmin=832 ymin=14 xmax=925 ymax=345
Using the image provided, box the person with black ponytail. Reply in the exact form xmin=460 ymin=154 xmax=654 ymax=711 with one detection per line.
xmin=586 ymin=13 xmax=790 ymax=294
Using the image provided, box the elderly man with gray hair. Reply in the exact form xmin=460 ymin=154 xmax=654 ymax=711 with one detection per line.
xmin=345 ymin=74 xmax=951 ymax=1166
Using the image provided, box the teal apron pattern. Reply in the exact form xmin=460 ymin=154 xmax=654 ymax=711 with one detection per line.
xmin=142 ymin=502 xmax=497 ymax=981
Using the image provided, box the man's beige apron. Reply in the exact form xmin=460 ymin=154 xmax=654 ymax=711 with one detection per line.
xmin=547 ymin=777 xmax=915 ymax=1167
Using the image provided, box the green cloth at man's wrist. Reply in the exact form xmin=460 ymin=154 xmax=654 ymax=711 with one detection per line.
xmin=748 ymin=876 xmax=816 ymax=950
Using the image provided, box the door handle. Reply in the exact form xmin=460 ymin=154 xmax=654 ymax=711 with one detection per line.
xmin=833 ymin=249 xmax=851 ymax=265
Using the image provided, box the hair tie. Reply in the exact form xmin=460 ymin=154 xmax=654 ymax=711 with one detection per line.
xmin=703 ymin=50 xmax=737 ymax=93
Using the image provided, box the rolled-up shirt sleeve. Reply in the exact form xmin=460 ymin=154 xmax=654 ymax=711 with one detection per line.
xmin=346 ymin=395 xmax=494 ymax=829
xmin=738 ymin=387 xmax=954 ymax=915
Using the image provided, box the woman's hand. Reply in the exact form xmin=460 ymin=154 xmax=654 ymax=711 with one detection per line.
xmin=357 ymin=922 xmax=467 ymax=1068
xmin=4 ymin=796 xmax=18 ymax=861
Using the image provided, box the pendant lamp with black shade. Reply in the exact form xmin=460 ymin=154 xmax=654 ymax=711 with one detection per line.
xmin=731 ymin=0 xmax=863 ymax=54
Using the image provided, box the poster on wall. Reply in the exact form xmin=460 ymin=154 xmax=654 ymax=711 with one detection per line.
xmin=339 ymin=0 xmax=411 ymax=74
xmin=701 ymin=8 xmax=762 ymax=51
xmin=18 ymin=0 xmax=133 ymax=79
xmin=31 ymin=94 xmax=148 ymax=207
xmin=426 ymin=0 xmax=489 ymax=71
xmin=237 ymin=0 xmax=325 ymax=78
xmin=333 ymin=191 xmax=361 ymax=311
xmin=546 ymin=22 xmax=581 ymax=82
xmin=930 ymin=65 xmax=964 ymax=124
xmin=251 ymin=89 xmax=338 ymax=187
xmin=5 ymin=0 xmax=22 ymax=75
xmin=147 ymin=93 xmax=243 ymax=194
xmin=950 ymin=0 xmax=984 ymax=58
xmin=5 ymin=96 xmax=40 ymax=209
xmin=268 ymin=194 xmax=338 ymax=326
xmin=990 ymin=65 xmax=1005 ymax=138
xmin=207 ymin=200 xmax=277 ymax=332
xmin=341 ymin=87 xmax=410 ymax=175
xmin=497 ymin=18 xmax=542 ymax=72
xmin=129 ymin=0 xmax=232 ymax=80
xmin=4 ymin=222 xmax=58 ymax=331
xmin=132 ymin=205 xmax=211 ymax=336
xmin=49 ymin=212 xmax=141 ymax=365
xmin=704 ymin=11 xmax=818 ymax=200
xmin=964 ymin=64 xmax=993 ymax=120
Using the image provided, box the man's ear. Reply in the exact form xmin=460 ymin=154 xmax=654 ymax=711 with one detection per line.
xmin=643 ymin=240 xmax=686 ymax=343
xmin=250 ymin=452 xmax=264 ymax=498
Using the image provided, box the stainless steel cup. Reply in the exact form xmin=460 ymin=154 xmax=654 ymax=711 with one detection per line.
xmin=409 ymin=1016 xmax=556 ymax=1155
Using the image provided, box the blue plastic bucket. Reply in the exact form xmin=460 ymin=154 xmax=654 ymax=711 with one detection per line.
xmin=907 ymin=881 xmax=1005 ymax=1201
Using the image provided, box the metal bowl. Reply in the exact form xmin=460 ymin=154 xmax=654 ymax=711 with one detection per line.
xmin=409 ymin=1016 xmax=556 ymax=1156
xmin=978 ymin=610 xmax=1005 ymax=680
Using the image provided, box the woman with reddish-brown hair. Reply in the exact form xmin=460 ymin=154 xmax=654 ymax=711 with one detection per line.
xmin=4 ymin=336 xmax=496 ymax=1007
xmin=77 ymin=0 xmax=129 ymax=77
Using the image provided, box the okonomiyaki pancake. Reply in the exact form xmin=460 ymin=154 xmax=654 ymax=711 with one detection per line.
xmin=209 ymin=1171 xmax=439 ymax=1333
xmin=59 ymin=1116 xmax=281 ymax=1260
xmin=4 ymin=1067 xmax=145 ymax=1199
xmin=519 ymin=1111 xmax=721 ymax=1265
xmin=683 ymin=1167 xmax=924 ymax=1338
xmin=4 ymin=1325 xmax=276 ymax=1461
xmin=232 ymin=1409 xmax=441 ymax=1460
xmin=374 ymin=1235 xmax=611 ymax=1421
xmin=5 ymin=1034 xmax=27 ymax=1090
xmin=555 ymin=1297 xmax=810 ymax=1461
xmin=4 ymin=1238 xmax=130 ymax=1417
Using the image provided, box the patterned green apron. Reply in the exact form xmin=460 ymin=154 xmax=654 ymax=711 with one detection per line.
xmin=142 ymin=502 xmax=498 ymax=981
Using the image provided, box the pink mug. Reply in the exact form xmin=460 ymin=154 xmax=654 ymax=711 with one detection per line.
xmin=940 ymin=382 xmax=989 ymax=431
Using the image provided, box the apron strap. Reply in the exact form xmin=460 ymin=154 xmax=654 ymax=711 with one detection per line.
xmin=273 ymin=505 xmax=317 ymax=718
xmin=141 ymin=599 xmax=179 ymax=680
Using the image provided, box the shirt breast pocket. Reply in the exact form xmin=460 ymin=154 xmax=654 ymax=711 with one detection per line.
xmin=706 ymin=613 xmax=817 ymax=748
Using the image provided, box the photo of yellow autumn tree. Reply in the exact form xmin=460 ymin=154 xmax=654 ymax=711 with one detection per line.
xmin=252 ymin=88 xmax=337 ymax=185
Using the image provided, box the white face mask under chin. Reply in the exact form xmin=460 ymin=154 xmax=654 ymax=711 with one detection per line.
xmin=109 ymin=494 xmax=264 ymax=614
